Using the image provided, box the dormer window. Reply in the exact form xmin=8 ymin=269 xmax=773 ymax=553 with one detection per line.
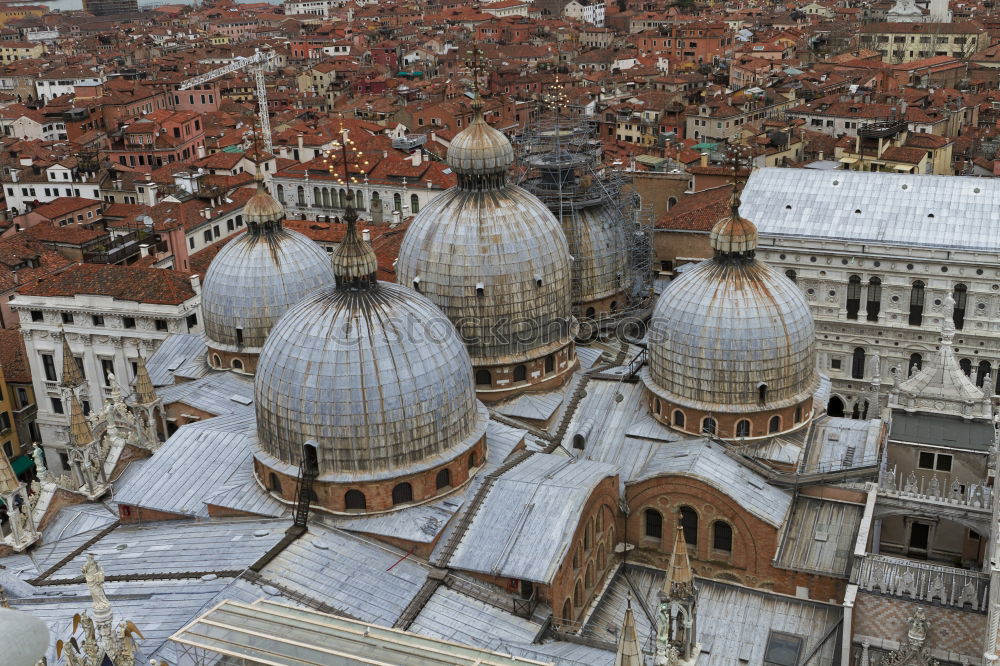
xmin=476 ymin=283 xmax=485 ymax=298
xmin=412 ymin=276 xmax=421 ymax=293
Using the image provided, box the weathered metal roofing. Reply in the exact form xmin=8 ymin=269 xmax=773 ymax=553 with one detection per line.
xmin=409 ymin=587 xmax=541 ymax=650
xmin=397 ymin=184 xmax=574 ymax=366
xmin=30 ymin=504 xmax=117 ymax=571
xmin=112 ymin=418 xmax=256 ymax=517
xmin=562 ymin=202 xmax=630 ymax=307
xmin=144 ymin=333 xmax=209 ymax=386
xmin=741 ymin=167 xmax=1000 ymax=252
xmin=644 ymin=253 xmax=819 ymax=413
xmin=46 ymin=519 xmax=287 ymax=580
xmin=255 ymin=280 xmax=487 ymax=482
xmin=775 ymin=496 xmax=864 ymax=578
xmin=157 ymin=372 xmax=255 ymax=419
xmin=805 ymin=416 xmax=883 ymax=473
xmin=446 ymin=454 xmax=618 ymax=583
xmin=631 ymin=438 xmax=792 ymax=527
xmin=255 ymin=523 xmax=430 ymax=626
xmin=585 ymin=566 xmax=841 ymax=666
xmin=201 ymin=226 xmax=335 ymax=352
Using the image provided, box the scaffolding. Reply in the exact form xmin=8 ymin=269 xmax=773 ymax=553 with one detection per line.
xmin=511 ymin=110 xmax=653 ymax=339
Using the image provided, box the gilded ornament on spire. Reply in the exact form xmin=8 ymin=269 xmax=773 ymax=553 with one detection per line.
xmin=132 ymin=355 xmax=157 ymax=406
xmin=69 ymin=396 xmax=95 ymax=448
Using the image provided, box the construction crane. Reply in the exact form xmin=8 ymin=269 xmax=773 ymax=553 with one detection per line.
xmin=177 ymin=48 xmax=275 ymax=155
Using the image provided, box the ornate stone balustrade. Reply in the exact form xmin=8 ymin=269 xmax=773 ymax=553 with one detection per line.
xmin=878 ymin=465 xmax=992 ymax=512
xmin=852 ymin=553 xmax=988 ymax=612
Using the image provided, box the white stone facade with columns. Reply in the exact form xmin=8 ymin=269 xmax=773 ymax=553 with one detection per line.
xmin=755 ymin=237 xmax=1000 ymax=417
xmin=10 ymin=287 xmax=200 ymax=473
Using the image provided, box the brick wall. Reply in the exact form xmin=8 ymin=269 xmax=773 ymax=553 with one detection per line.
xmin=626 ymin=475 xmax=844 ymax=601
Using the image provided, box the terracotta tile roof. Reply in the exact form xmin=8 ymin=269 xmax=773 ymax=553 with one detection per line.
xmin=27 ymin=197 xmax=101 ymax=220
xmin=0 ymin=236 xmax=75 ymax=292
xmin=655 ymin=184 xmax=733 ymax=231
xmin=880 ymin=145 xmax=927 ymax=164
xmin=19 ymin=263 xmax=196 ymax=305
xmin=0 ymin=327 xmax=31 ymax=384
xmin=22 ymin=223 xmax=105 ymax=245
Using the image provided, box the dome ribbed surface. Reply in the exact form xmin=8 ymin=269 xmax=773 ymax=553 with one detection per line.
xmin=254 ymin=281 xmax=487 ymax=481
xmin=447 ymin=112 xmax=514 ymax=175
xmin=201 ymin=229 xmax=335 ymax=351
xmin=645 ymin=258 xmax=819 ymax=411
xmin=244 ymin=184 xmax=286 ymax=225
xmin=396 ymin=186 xmax=574 ymax=365
xmin=566 ymin=203 xmax=629 ymax=305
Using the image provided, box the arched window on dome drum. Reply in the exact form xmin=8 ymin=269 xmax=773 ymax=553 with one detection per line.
xmin=680 ymin=506 xmax=698 ymax=546
xmin=391 ymin=483 xmax=413 ymax=506
xmin=851 ymin=347 xmax=865 ymax=380
xmin=468 ymin=452 xmax=478 ymax=470
xmin=545 ymin=355 xmax=555 ymax=374
xmin=436 ymin=469 xmax=451 ymax=490
xmin=672 ymin=410 xmax=685 ymax=428
xmin=769 ymin=415 xmax=781 ymax=433
xmin=977 ymin=361 xmax=992 ymax=389
xmin=475 ymin=369 xmax=492 ymax=386
xmin=794 ymin=406 xmax=802 ymax=424
xmin=712 ymin=521 xmax=733 ymax=553
xmin=866 ymin=277 xmax=882 ymax=322
xmin=735 ymin=419 xmax=751 ymax=438
xmin=960 ymin=358 xmax=972 ymax=377
xmin=513 ymin=365 xmax=527 ymax=382
xmin=573 ymin=433 xmax=585 ymax=450
xmin=909 ymin=353 xmax=922 ymax=376
xmin=953 ymin=284 xmax=968 ymax=330
xmin=393 ymin=192 xmax=402 ymax=212
xmin=610 ymin=301 xmax=618 ymax=313
xmin=585 ymin=307 xmax=596 ymax=319
xmin=785 ymin=269 xmax=796 ymax=283
xmin=653 ymin=398 xmax=661 ymax=415
xmin=846 ymin=275 xmax=861 ymax=320
xmin=345 ymin=490 xmax=366 ymax=511
xmin=212 ymin=354 xmax=221 ymax=368
xmin=231 ymin=358 xmax=244 ymax=372
xmin=268 ymin=473 xmax=281 ymax=494
xmin=909 ymin=281 xmax=925 ymax=326
xmin=701 ymin=417 xmax=716 ymax=435
xmin=644 ymin=508 xmax=662 ymax=539
xmin=410 ymin=193 xmax=419 ymax=214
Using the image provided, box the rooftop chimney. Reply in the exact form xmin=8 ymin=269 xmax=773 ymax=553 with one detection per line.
xmin=362 ymin=228 xmax=371 ymax=243
xmin=197 ymin=145 xmax=206 ymax=159
xmin=146 ymin=183 xmax=158 ymax=207
xmin=700 ymin=152 xmax=708 ymax=167
xmin=189 ymin=274 xmax=201 ymax=293
xmin=410 ymin=150 xmax=422 ymax=167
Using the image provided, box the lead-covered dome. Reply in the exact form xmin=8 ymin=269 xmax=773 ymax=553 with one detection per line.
xmin=201 ymin=176 xmax=335 ymax=369
xmin=254 ymin=210 xmax=487 ymax=505
xmin=643 ymin=192 xmax=819 ymax=422
xmin=396 ymin=99 xmax=576 ymax=394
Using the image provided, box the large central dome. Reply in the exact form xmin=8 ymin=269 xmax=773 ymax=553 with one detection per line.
xmin=396 ymin=99 xmax=577 ymax=401
xmin=642 ymin=190 xmax=819 ymax=439
xmin=253 ymin=209 xmax=487 ymax=513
